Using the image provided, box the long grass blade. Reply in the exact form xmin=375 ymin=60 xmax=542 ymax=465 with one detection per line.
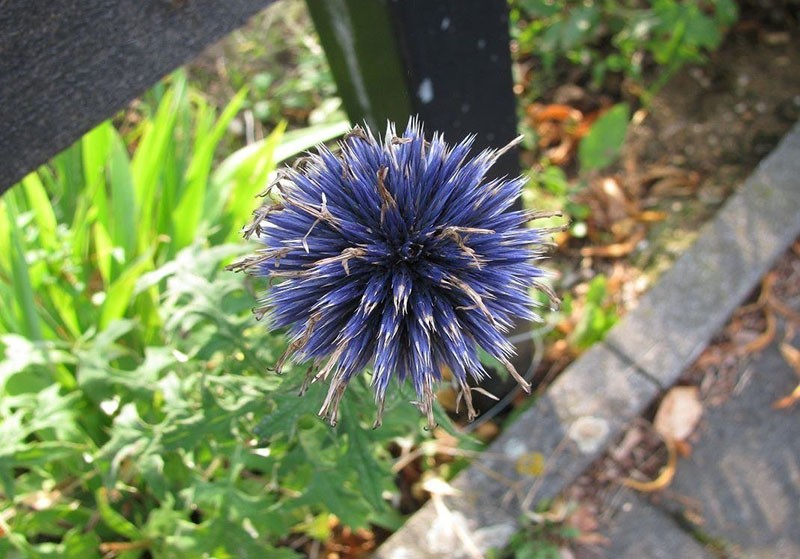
xmin=108 ymin=129 xmax=138 ymax=275
xmin=132 ymin=72 xmax=187 ymax=254
xmin=172 ymin=87 xmax=249 ymax=250
xmin=4 ymin=196 xmax=43 ymax=340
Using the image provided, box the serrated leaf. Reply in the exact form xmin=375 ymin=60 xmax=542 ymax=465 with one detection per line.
xmin=254 ymin=384 xmax=324 ymax=441
xmin=95 ymin=487 xmax=143 ymax=540
xmin=291 ymin=468 xmax=372 ymax=529
xmin=342 ymin=402 xmax=391 ymax=512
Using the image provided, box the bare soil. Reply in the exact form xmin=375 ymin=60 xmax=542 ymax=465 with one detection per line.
xmin=625 ymin=25 xmax=800 ymax=275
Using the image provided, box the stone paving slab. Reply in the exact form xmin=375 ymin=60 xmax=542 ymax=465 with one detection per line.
xmin=662 ymin=320 xmax=800 ymax=559
xmin=374 ymin=124 xmax=800 ymax=559
xmin=579 ymin=489 xmax=713 ymax=559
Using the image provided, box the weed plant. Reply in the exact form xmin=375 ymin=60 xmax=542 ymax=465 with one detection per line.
xmin=0 ymin=73 xmax=428 ymax=558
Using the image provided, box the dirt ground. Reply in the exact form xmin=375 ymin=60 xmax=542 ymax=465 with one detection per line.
xmin=623 ymin=24 xmax=800 ymax=274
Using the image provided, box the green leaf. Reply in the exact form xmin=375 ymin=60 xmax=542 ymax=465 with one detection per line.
xmin=21 ymin=173 xmax=57 ymax=250
xmin=4 ymin=197 xmax=43 ymax=340
xmin=132 ymin=73 xmax=187 ymax=254
xmin=272 ymin=119 xmax=350 ymax=163
xmin=108 ymin=130 xmax=138 ymax=270
xmin=81 ymin=123 xmax=113 ymax=230
xmin=254 ymin=384 xmax=324 ymax=441
xmin=561 ymin=6 xmax=600 ymax=50
xmin=172 ymin=87 xmax=249 ymax=250
xmin=92 ymin=220 xmax=114 ymax=286
xmin=342 ymin=405 xmax=391 ymax=512
xmin=210 ymin=121 xmax=286 ymax=240
xmin=95 ymin=487 xmax=143 ymax=540
xmin=99 ymin=253 xmax=154 ymax=329
xmin=62 ymin=528 xmax=103 ymax=559
xmin=578 ymin=103 xmax=630 ymax=171
xmin=517 ymin=0 xmax=561 ymax=18
xmin=291 ymin=468 xmax=372 ymax=529
xmin=713 ymin=0 xmax=739 ymax=26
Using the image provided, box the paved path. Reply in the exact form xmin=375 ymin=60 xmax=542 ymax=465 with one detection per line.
xmin=582 ymin=305 xmax=800 ymax=558
xmin=374 ymin=123 xmax=800 ymax=559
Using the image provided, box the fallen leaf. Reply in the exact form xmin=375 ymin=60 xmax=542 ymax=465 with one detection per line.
xmin=528 ymin=103 xmax=582 ymax=123
xmin=473 ymin=421 xmax=500 ymax=442
xmin=773 ymin=384 xmax=800 ymax=409
xmin=735 ymin=310 xmax=776 ymax=355
xmin=515 ymin=452 xmax=546 ymax=477
xmin=674 ymin=439 xmax=693 ymax=458
xmin=621 ymin=436 xmax=678 ymax=492
xmin=779 ymin=341 xmax=800 ymax=374
xmin=574 ymin=532 xmax=611 ymax=547
xmin=635 ymin=210 xmax=668 ymax=223
xmin=568 ymin=504 xmax=599 ymax=533
xmin=579 ymin=227 xmax=646 ymax=258
xmin=654 ymin=386 xmax=703 ymax=442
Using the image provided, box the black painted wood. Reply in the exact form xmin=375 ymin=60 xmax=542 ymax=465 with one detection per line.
xmin=306 ymin=0 xmax=413 ymax=133
xmin=309 ymin=0 xmax=526 ymax=409
xmin=308 ymin=0 xmax=519 ymax=179
xmin=388 ymin=0 xmax=520 ymax=179
xmin=0 ymin=0 xmax=276 ymax=194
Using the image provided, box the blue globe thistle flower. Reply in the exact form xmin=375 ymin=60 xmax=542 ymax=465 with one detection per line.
xmin=229 ymin=120 xmax=560 ymax=428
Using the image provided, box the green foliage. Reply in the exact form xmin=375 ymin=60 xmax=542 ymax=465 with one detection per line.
xmin=565 ymin=275 xmax=619 ymax=349
xmin=0 ymin=74 xmax=427 ymax=557
xmin=510 ymin=0 xmax=739 ymax=98
xmin=488 ymin=517 xmax=579 ymax=559
xmin=193 ymin=2 xmax=342 ymax=129
xmin=578 ymin=103 xmax=630 ymax=172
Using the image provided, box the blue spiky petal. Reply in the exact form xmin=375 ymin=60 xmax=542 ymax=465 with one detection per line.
xmin=230 ymin=120 xmax=560 ymax=428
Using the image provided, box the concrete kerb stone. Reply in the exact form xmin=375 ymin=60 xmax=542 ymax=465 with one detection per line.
xmin=605 ymin=120 xmax=800 ymax=389
xmin=374 ymin=121 xmax=800 ymax=559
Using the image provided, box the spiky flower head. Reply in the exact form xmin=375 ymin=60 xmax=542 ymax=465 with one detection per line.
xmin=230 ymin=120 xmax=560 ymax=428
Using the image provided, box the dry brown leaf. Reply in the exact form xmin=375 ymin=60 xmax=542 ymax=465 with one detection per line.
xmin=649 ymin=175 xmax=699 ymax=197
xmin=654 ymin=386 xmax=703 ymax=442
xmin=674 ymin=439 xmax=693 ymax=458
xmin=574 ymin=532 xmax=611 ymax=547
xmin=528 ymin=103 xmax=583 ymax=123
xmin=473 ymin=420 xmax=500 ymax=442
xmin=579 ymin=227 xmax=646 ymax=258
xmin=635 ymin=210 xmax=668 ymax=223
xmin=568 ymin=503 xmax=600 ymax=535
xmin=736 ymin=310 xmax=777 ymax=355
xmin=610 ymin=217 xmax=640 ymax=241
xmin=773 ymin=337 xmax=800 ymax=409
xmin=546 ymin=137 xmax=576 ymax=165
xmin=639 ymin=165 xmax=700 ymax=198
xmin=768 ymin=293 xmax=800 ymax=323
xmin=780 ymin=341 xmax=800 ymax=374
xmin=773 ymin=384 xmax=800 ymax=409
xmin=621 ymin=436 xmax=678 ymax=492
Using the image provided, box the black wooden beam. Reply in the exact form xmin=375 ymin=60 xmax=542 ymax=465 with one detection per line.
xmin=388 ymin=0 xmax=520 ymax=179
xmin=305 ymin=0 xmax=413 ymax=132
xmin=308 ymin=0 xmax=527 ymax=409
xmin=307 ymin=0 xmax=519 ymax=179
xmin=0 ymin=0 xmax=276 ymax=194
